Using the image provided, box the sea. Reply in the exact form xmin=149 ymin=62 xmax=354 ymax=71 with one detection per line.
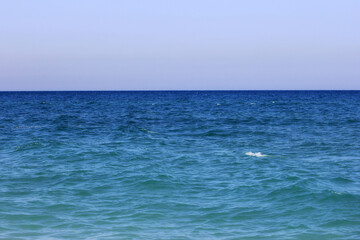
xmin=0 ymin=91 xmax=359 ymax=240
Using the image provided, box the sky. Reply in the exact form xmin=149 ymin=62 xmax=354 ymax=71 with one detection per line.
xmin=0 ymin=0 xmax=359 ymax=90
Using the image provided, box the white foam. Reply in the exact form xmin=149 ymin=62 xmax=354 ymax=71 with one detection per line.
xmin=245 ymin=152 xmax=267 ymax=157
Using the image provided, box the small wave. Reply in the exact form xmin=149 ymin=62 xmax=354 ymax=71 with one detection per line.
xmin=140 ymin=128 xmax=159 ymax=134
xmin=245 ymin=152 xmax=267 ymax=157
xmin=14 ymin=142 xmax=43 ymax=152
xmin=12 ymin=125 xmax=46 ymax=130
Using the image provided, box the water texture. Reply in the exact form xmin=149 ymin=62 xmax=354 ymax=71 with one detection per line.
xmin=0 ymin=91 xmax=359 ymax=239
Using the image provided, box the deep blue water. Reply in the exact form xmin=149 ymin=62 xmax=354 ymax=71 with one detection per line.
xmin=0 ymin=91 xmax=359 ymax=239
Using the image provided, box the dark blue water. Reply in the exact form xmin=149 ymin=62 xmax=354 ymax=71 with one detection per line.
xmin=1 ymin=91 xmax=359 ymax=239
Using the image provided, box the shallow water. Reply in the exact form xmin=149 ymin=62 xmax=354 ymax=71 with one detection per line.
xmin=0 ymin=91 xmax=359 ymax=239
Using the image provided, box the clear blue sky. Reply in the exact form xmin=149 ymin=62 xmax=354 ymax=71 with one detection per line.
xmin=1 ymin=0 xmax=359 ymax=90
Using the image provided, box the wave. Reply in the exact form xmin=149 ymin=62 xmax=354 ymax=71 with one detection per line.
xmin=245 ymin=152 xmax=267 ymax=157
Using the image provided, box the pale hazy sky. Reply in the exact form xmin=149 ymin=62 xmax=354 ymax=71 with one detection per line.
xmin=1 ymin=0 xmax=359 ymax=90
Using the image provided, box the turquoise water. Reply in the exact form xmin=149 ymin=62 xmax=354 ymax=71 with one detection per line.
xmin=0 ymin=91 xmax=359 ymax=239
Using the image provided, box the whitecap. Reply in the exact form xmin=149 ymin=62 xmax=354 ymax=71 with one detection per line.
xmin=245 ymin=152 xmax=267 ymax=157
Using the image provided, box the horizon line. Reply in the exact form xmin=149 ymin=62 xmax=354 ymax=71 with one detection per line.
xmin=0 ymin=89 xmax=359 ymax=92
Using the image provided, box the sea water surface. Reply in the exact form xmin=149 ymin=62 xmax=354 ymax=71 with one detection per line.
xmin=0 ymin=91 xmax=359 ymax=239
